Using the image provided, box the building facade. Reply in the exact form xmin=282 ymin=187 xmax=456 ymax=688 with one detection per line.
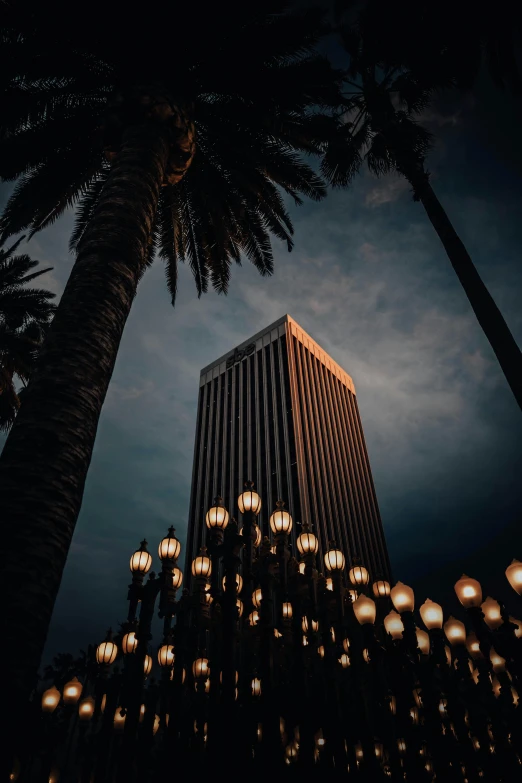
xmin=185 ymin=315 xmax=391 ymax=582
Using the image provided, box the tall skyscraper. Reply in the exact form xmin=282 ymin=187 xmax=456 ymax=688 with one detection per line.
xmin=186 ymin=315 xmax=390 ymax=582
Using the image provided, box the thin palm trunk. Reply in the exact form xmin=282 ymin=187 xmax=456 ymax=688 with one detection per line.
xmin=405 ymin=166 xmax=522 ymax=411
xmin=0 ymin=123 xmax=171 ymax=775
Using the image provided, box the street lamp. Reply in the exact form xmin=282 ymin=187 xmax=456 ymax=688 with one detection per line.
xmin=122 ymin=631 xmax=138 ymax=654
xmin=205 ymin=496 xmax=230 ymax=530
xmin=416 ymin=629 xmax=430 ymax=655
xmin=158 ymin=527 xmax=181 ymax=562
xmin=419 ymin=598 xmax=443 ymax=630
xmin=269 ymin=500 xmax=293 ymax=535
xmin=352 ymin=594 xmax=376 ymax=625
xmin=454 ymin=574 xmax=482 ymax=608
xmin=172 ymin=567 xmax=183 ymax=589
xmin=282 ymin=602 xmax=293 ymax=619
xmin=96 ymin=632 xmax=118 ymax=665
xmin=324 ymin=542 xmax=345 ymax=572
xmin=505 ymin=559 xmax=522 ymax=595
xmin=78 ymin=696 xmax=95 ymax=721
xmin=390 ymin=582 xmax=415 ymax=614
xmin=193 ymin=658 xmax=210 ymax=680
xmin=481 ymin=596 xmax=502 ymax=629
xmin=130 ymin=540 xmax=152 ymax=575
xmin=372 ymin=579 xmax=391 ymax=598
xmin=158 ymin=644 xmax=175 ymax=667
xmin=192 ymin=547 xmax=212 ymax=578
xmin=238 ymin=481 xmax=262 ymax=515
xmin=222 ymin=573 xmax=243 ymax=593
xmin=143 ymin=655 xmax=153 ymax=676
xmin=348 ymin=559 xmax=370 ymax=587
xmin=384 ymin=611 xmax=404 ymax=640
xmin=63 ymin=677 xmax=82 ymax=706
xmin=444 ymin=617 xmax=466 ymax=646
xmin=41 ymin=686 xmax=60 ymax=714
xmin=296 ymin=521 xmax=318 ymax=555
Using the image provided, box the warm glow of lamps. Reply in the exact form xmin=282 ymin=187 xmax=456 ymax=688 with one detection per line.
xmin=96 ymin=637 xmax=118 ymax=665
xmin=481 ymin=596 xmax=503 ymax=630
xmin=352 ymin=594 xmax=376 ymax=625
xmin=114 ymin=707 xmax=126 ymax=731
xmin=339 ymin=653 xmax=350 ymax=668
xmin=419 ymin=598 xmax=443 ymax=630
xmin=348 ymin=562 xmax=370 ymax=587
xmin=416 ymin=629 xmax=430 ymax=655
xmin=301 ymin=616 xmax=319 ymax=633
xmin=63 ymin=677 xmax=82 ymax=706
xmin=41 ymin=686 xmax=60 ymax=713
xmin=253 ymin=524 xmax=262 ymax=547
xmin=506 ymin=559 xmax=522 ymax=595
xmin=282 ymin=601 xmax=293 ymax=619
xmin=238 ymin=481 xmax=262 ymax=515
xmin=122 ymin=631 xmax=138 ymax=655
xmin=372 ymin=579 xmax=391 ymax=598
xmin=454 ymin=574 xmax=482 ymax=608
xmin=172 ymin=567 xmax=183 ymax=589
xmin=191 ymin=547 xmax=212 ymax=578
xmin=509 ymin=616 xmax=522 ymax=638
xmin=444 ymin=616 xmax=466 ymax=646
xmin=158 ymin=527 xmax=181 ymax=561
xmin=158 ymin=645 xmax=175 ymax=667
xmin=252 ymin=588 xmax=263 ymax=608
xmin=249 ymin=610 xmax=260 ymax=627
xmin=326 ymin=577 xmax=333 ymax=591
xmin=222 ymin=573 xmax=243 ymax=593
xmin=490 ymin=648 xmax=506 ymax=673
xmin=270 ymin=500 xmax=293 ymax=534
xmin=384 ymin=610 xmax=404 ymax=640
xmin=192 ymin=657 xmax=210 ymax=680
xmin=324 ymin=542 xmax=345 ymax=572
xmin=143 ymin=655 xmax=153 ymax=676
xmin=236 ymin=599 xmax=244 ymax=618
xmin=251 ymin=677 xmax=262 ymax=696
xmin=78 ymin=696 xmax=95 ymax=721
xmin=466 ymin=632 xmax=483 ymax=660
xmin=130 ymin=540 xmax=152 ymax=574
xmin=391 ymin=582 xmax=415 ymax=613
xmin=296 ymin=521 xmax=319 ymax=555
xmin=205 ymin=497 xmax=229 ymax=530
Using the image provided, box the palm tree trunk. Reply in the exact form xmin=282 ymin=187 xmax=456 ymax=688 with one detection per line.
xmin=0 ymin=122 xmax=171 ymax=776
xmin=405 ymin=166 xmax=522 ymax=411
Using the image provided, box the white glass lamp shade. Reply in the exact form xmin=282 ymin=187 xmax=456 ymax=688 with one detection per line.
xmin=222 ymin=573 xmax=243 ymax=593
xmin=348 ymin=563 xmax=370 ymax=587
xmin=481 ymin=596 xmax=503 ymax=630
xmin=158 ymin=527 xmax=181 ymax=561
xmin=191 ymin=548 xmax=212 ymax=578
xmin=490 ymin=648 xmax=506 ymax=673
xmin=158 ymin=645 xmax=175 ymax=667
xmin=172 ymin=567 xmax=183 ymax=589
xmin=454 ymin=574 xmax=482 ymax=608
xmin=416 ymin=629 xmax=430 ymax=655
xmin=96 ymin=639 xmax=118 ymax=665
xmin=130 ymin=541 xmax=152 ymax=574
xmin=339 ymin=653 xmax=350 ymax=669
xmin=41 ymin=686 xmax=60 ymax=713
xmin=252 ymin=588 xmax=263 ymax=608
xmin=326 ymin=577 xmax=333 ymax=591
xmin=282 ymin=602 xmax=293 ymax=619
xmin=63 ymin=677 xmax=83 ymax=706
xmin=419 ymin=598 xmax=443 ymax=630
xmin=143 ymin=655 xmax=153 ymax=676
xmin=324 ymin=544 xmax=345 ymax=572
xmin=78 ymin=696 xmax=95 ymax=721
xmin=384 ymin=611 xmax=404 ymax=640
xmin=238 ymin=482 xmax=262 ymax=515
xmin=192 ymin=657 xmax=210 ymax=680
xmin=298 ymin=562 xmax=306 ymax=575
xmin=205 ymin=498 xmax=229 ymax=530
xmin=506 ymin=559 xmax=522 ymax=595
xmin=372 ymin=579 xmax=391 ymax=598
xmin=248 ymin=610 xmax=260 ymax=627
xmin=122 ymin=631 xmax=138 ymax=655
xmin=296 ymin=525 xmax=319 ymax=555
xmin=466 ymin=632 xmax=483 ymax=660
xmin=443 ymin=616 xmax=466 ymax=646
xmin=390 ymin=582 xmax=415 ymax=613
xmin=251 ymin=677 xmax=262 ymax=696
xmin=352 ymin=594 xmax=376 ymax=625
xmin=270 ymin=501 xmax=293 ymax=535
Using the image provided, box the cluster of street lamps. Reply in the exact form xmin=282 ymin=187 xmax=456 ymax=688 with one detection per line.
xmin=17 ymin=482 xmax=522 ymax=783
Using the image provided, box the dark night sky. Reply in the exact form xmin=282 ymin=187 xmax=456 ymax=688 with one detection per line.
xmin=1 ymin=69 xmax=522 ymax=665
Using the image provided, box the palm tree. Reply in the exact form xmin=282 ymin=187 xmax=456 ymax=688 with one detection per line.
xmin=320 ymin=21 xmax=522 ymax=411
xmin=0 ymin=238 xmax=56 ymax=430
xmin=0 ymin=0 xmax=342 ymax=752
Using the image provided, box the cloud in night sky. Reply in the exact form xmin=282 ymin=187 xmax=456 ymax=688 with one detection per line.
xmin=1 ymin=79 xmax=522 ymax=662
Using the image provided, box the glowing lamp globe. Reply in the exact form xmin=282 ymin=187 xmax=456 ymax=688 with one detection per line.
xmin=63 ymin=677 xmax=82 ymax=706
xmin=158 ymin=527 xmax=181 ymax=562
xmin=252 ymin=588 xmax=263 ymax=608
xmin=269 ymin=500 xmax=293 ymax=535
xmin=96 ymin=638 xmax=118 ymax=665
xmin=390 ymin=582 xmax=415 ymax=614
xmin=454 ymin=574 xmax=482 ymax=608
xmin=222 ymin=573 xmax=243 ymax=593
xmin=444 ymin=616 xmax=466 ymax=646
xmin=251 ymin=677 xmax=262 ymax=697
xmin=296 ymin=522 xmax=319 ymax=555
xmin=352 ymin=594 xmax=376 ymax=625
xmin=41 ymin=686 xmax=60 ymax=714
xmin=248 ymin=610 xmax=260 ymax=627
xmin=130 ymin=541 xmax=152 ymax=575
xmin=192 ymin=657 xmax=210 ymax=680
xmin=416 ymin=629 xmax=430 ymax=655
xmin=205 ymin=497 xmax=229 ymax=530
xmin=143 ymin=655 xmax=153 ymax=676
xmin=78 ymin=696 xmax=95 ymax=721
xmin=172 ymin=567 xmax=183 ymax=589
xmin=384 ymin=611 xmax=404 ymax=640
xmin=282 ymin=602 xmax=293 ymax=619
xmin=490 ymin=648 xmax=506 ymax=673
xmin=348 ymin=562 xmax=370 ymax=587
xmin=466 ymin=632 xmax=483 ymax=660
xmin=238 ymin=481 xmax=262 ymax=515
xmin=419 ymin=598 xmax=443 ymax=630
xmin=191 ymin=547 xmax=212 ymax=578
xmin=114 ymin=708 xmax=126 ymax=731
xmin=253 ymin=524 xmax=262 ymax=548
xmin=372 ymin=579 xmax=391 ymax=599
xmin=509 ymin=616 xmax=522 ymax=638
xmin=236 ymin=599 xmax=244 ymax=618
xmin=339 ymin=653 xmax=350 ymax=669
xmin=158 ymin=645 xmax=175 ymax=667
xmin=122 ymin=631 xmax=138 ymax=655
xmin=481 ymin=596 xmax=503 ymax=630
xmin=324 ymin=543 xmax=345 ymax=572
xmin=506 ymin=559 xmax=522 ymax=595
